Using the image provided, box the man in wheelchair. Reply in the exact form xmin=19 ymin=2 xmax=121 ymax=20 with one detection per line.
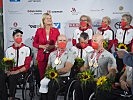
xmin=39 ymin=34 xmax=75 ymax=100
xmin=113 ymin=65 xmax=133 ymax=100
xmin=70 ymin=32 xmax=93 ymax=78
xmin=4 ymin=29 xmax=32 ymax=100
xmin=70 ymin=33 xmax=117 ymax=100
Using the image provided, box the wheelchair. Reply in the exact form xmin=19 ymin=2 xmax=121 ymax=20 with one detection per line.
xmin=54 ymin=78 xmax=78 ymax=100
xmin=89 ymin=90 xmax=133 ymax=100
xmin=14 ymin=66 xmax=35 ymax=100
xmin=13 ymin=64 xmax=40 ymax=100
xmin=54 ymin=63 xmax=81 ymax=100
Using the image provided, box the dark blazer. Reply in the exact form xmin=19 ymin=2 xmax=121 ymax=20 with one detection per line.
xmin=33 ymin=27 xmax=60 ymax=61
xmin=123 ymin=52 xmax=133 ymax=67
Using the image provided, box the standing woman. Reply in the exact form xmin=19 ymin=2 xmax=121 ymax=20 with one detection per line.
xmin=33 ymin=13 xmax=60 ymax=79
xmin=115 ymin=14 xmax=133 ymax=73
xmin=72 ymin=15 xmax=93 ymax=46
xmin=96 ymin=16 xmax=114 ymax=52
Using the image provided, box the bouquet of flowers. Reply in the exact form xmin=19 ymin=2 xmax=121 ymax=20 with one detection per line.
xmin=103 ymin=40 xmax=108 ymax=50
xmin=96 ymin=76 xmax=113 ymax=91
xmin=74 ymin=57 xmax=85 ymax=68
xmin=0 ymin=57 xmax=15 ymax=71
xmin=45 ymin=66 xmax=59 ymax=82
xmin=77 ymin=69 xmax=94 ymax=85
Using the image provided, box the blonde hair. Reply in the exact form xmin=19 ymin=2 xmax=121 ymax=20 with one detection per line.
xmin=80 ymin=15 xmax=92 ymax=26
xmin=40 ymin=13 xmax=53 ymax=28
xmin=122 ymin=14 xmax=132 ymax=24
xmin=102 ymin=16 xmax=111 ymax=24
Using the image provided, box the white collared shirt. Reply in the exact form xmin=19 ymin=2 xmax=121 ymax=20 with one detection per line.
xmin=116 ymin=28 xmax=133 ymax=44
xmin=73 ymin=28 xmax=93 ymax=43
xmin=96 ymin=29 xmax=114 ymax=40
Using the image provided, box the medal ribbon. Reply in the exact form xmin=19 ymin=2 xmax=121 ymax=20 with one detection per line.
xmin=90 ymin=49 xmax=104 ymax=62
xmin=56 ymin=49 xmax=65 ymax=58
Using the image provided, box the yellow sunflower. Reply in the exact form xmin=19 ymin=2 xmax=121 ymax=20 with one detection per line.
xmin=77 ymin=69 xmax=94 ymax=85
xmin=0 ymin=57 xmax=15 ymax=71
xmin=103 ymin=40 xmax=108 ymax=49
xmin=96 ymin=76 xmax=113 ymax=91
xmin=118 ymin=43 xmax=128 ymax=51
xmin=3 ymin=57 xmax=14 ymax=62
xmin=45 ymin=66 xmax=59 ymax=81
xmin=96 ymin=76 xmax=107 ymax=86
xmin=49 ymin=70 xmax=58 ymax=79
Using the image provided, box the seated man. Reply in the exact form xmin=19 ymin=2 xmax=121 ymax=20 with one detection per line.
xmin=70 ymin=32 xmax=93 ymax=77
xmin=5 ymin=29 xmax=32 ymax=100
xmin=39 ymin=34 xmax=75 ymax=100
xmin=119 ymin=66 xmax=132 ymax=94
xmin=73 ymin=33 xmax=117 ymax=100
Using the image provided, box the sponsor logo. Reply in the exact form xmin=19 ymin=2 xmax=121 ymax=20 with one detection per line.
xmin=10 ymin=0 xmax=20 ymax=2
xmin=70 ymin=8 xmax=80 ymax=15
xmin=69 ymin=23 xmax=79 ymax=27
xmin=53 ymin=23 xmax=61 ymax=29
xmin=28 ymin=0 xmax=41 ymax=2
xmin=92 ymin=21 xmax=101 ymax=28
xmin=27 ymin=10 xmax=42 ymax=15
xmin=114 ymin=22 xmax=121 ymax=29
xmin=113 ymin=6 xmax=129 ymax=14
xmin=90 ymin=9 xmax=104 ymax=12
xmin=8 ymin=10 xmax=22 ymax=14
xmin=119 ymin=6 xmax=124 ymax=11
xmin=47 ymin=10 xmax=63 ymax=14
xmin=28 ymin=24 xmax=40 ymax=28
xmin=9 ymin=22 xmax=22 ymax=30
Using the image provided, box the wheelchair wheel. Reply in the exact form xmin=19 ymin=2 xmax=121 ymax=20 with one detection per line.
xmin=66 ymin=80 xmax=78 ymax=100
xmin=89 ymin=92 xmax=96 ymax=100
xmin=22 ymin=73 xmax=34 ymax=100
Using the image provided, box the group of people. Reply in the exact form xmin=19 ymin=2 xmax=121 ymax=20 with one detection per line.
xmin=0 ymin=12 xmax=133 ymax=100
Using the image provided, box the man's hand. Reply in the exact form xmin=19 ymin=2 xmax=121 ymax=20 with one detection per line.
xmin=7 ymin=70 xmax=20 ymax=76
xmin=120 ymin=80 xmax=129 ymax=91
xmin=116 ymin=50 xmax=126 ymax=59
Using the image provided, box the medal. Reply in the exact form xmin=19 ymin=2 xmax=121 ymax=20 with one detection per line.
xmin=89 ymin=60 xmax=93 ymax=67
xmin=93 ymin=61 xmax=98 ymax=68
xmin=54 ymin=57 xmax=59 ymax=65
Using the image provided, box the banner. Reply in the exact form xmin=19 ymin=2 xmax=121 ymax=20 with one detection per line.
xmin=3 ymin=0 xmax=133 ymax=51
